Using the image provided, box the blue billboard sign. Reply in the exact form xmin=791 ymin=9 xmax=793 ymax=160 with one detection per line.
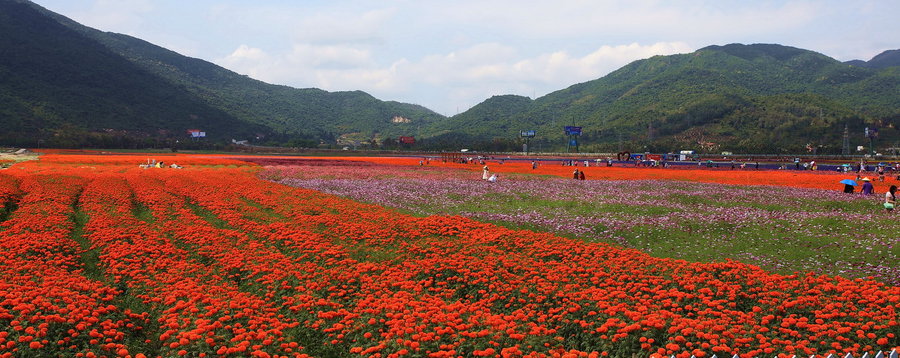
xmin=564 ymin=126 xmax=582 ymax=136
xmin=520 ymin=130 xmax=536 ymax=138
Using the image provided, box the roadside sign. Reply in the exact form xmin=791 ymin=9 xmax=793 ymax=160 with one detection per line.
xmin=564 ymin=126 xmax=582 ymax=136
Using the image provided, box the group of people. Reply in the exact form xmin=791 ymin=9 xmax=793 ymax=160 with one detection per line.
xmin=572 ymin=168 xmax=586 ymax=180
xmin=139 ymin=159 xmax=182 ymax=169
xmin=561 ymin=160 xmax=589 ymax=167
xmin=843 ymin=177 xmax=898 ymax=211
xmin=792 ymin=158 xmax=817 ymax=170
xmin=475 ymin=157 xmax=900 ymax=210
xmin=853 ymin=163 xmax=895 ymax=182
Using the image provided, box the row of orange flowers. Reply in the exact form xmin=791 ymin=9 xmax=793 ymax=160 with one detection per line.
xmin=1 ymin=155 xmax=898 ymax=357
xmin=81 ymin=173 xmax=312 ymax=358
xmin=0 ymin=173 xmax=147 ymax=358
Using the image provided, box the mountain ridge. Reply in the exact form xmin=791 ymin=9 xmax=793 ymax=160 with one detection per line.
xmin=2 ymin=0 xmax=899 ymax=153
xmin=0 ymin=0 xmax=269 ymax=147
xmin=434 ymin=43 xmax=900 ymax=153
xmin=0 ymin=0 xmax=445 ymax=147
xmin=846 ymin=49 xmax=900 ymax=69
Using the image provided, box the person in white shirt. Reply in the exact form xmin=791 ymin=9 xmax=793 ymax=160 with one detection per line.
xmin=885 ymin=185 xmax=896 ymax=211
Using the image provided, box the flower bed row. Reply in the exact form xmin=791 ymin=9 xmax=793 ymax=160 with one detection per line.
xmin=0 ymin=173 xmax=143 ymax=358
xmin=79 ymin=173 xmax=309 ymax=357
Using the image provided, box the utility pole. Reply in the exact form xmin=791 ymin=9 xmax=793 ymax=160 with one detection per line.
xmin=617 ymin=130 xmax=623 ymax=152
xmin=866 ymin=127 xmax=877 ymax=156
xmin=565 ymin=118 xmax=580 ymax=153
xmin=842 ymin=125 xmax=849 ymax=156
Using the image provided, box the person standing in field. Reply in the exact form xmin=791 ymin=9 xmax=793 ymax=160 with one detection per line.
xmin=578 ymin=170 xmax=585 ymax=180
xmin=844 ymin=183 xmax=855 ymax=193
xmin=573 ymin=168 xmax=580 ymax=180
xmin=531 ymin=161 xmax=537 ymax=170
xmin=885 ymin=185 xmax=897 ymax=211
xmin=861 ymin=178 xmax=874 ymax=195
xmin=482 ymin=165 xmax=490 ymax=180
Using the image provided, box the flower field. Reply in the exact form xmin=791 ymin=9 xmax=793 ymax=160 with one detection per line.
xmin=1 ymin=154 xmax=899 ymax=358
xmin=266 ymin=161 xmax=900 ymax=285
xmin=248 ymin=156 xmax=882 ymax=191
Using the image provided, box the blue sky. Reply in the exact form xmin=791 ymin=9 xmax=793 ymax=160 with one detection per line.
xmin=34 ymin=0 xmax=900 ymax=116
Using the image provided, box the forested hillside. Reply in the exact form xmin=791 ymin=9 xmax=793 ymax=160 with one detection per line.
xmin=0 ymin=0 xmax=267 ymax=147
xmin=3 ymin=0 xmax=899 ymax=153
xmin=438 ymin=44 xmax=900 ymax=153
xmin=0 ymin=0 xmax=445 ymax=148
xmin=846 ymin=50 xmax=900 ymax=69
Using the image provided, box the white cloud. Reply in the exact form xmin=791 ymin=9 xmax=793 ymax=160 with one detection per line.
xmin=414 ymin=0 xmax=824 ymax=41
xmin=287 ymin=44 xmax=373 ymax=68
xmin=207 ymin=3 xmax=394 ymax=46
xmin=290 ymin=7 xmax=395 ymax=45
xmin=217 ymin=41 xmax=692 ymax=115
xmin=219 ymin=45 xmax=269 ymax=79
xmin=517 ymin=42 xmax=694 ymax=82
xmin=218 ymin=43 xmax=379 ymax=88
xmin=69 ymin=0 xmax=155 ymax=34
xmin=41 ymin=0 xmax=898 ymax=115
xmin=227 ymin=45 xmax=268 ymax=62
xmin=392 ymin=42 xmax=693 ymax=114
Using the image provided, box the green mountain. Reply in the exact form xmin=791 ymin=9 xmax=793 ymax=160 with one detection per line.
xmin=3 ymin=0 xmax=899 ymax=153
xmin=437 ymin=44 xmax=900 ymax=154
xmin=0 ymin=0 xmax=444 ymax=148
xmin=846 ymin=50 xmax=900 ymax=69
xmin=0 ymin=0 xmax=267 ymax=147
